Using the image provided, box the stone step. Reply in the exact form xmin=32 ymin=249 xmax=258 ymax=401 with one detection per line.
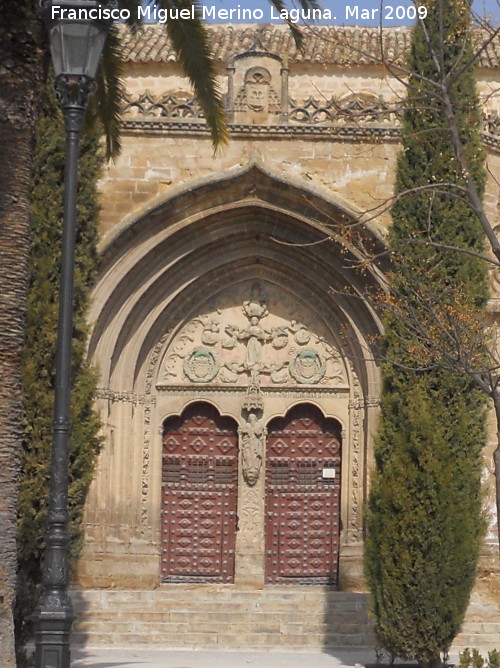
xmin=70 ymin=587 xmax=376 ymax=650
xmin=74 ymin=602 xmax=365 ymax=615
xmin=71 ymin=633 xmax=371 ymax=649
xmin=69 ymin=587 xmax=372 ymax=602
xmin=72 ymin=589 xmax=368 ymax=608
xmin=73 ymin=619 xmax=373 ymax=635
xmin=74 ymin=613 xmax=372 ymax=627
xmin=71 ymin=587 xmax=500 ymax=651
xmin=454 ymin=632 xmax=500 ymax=648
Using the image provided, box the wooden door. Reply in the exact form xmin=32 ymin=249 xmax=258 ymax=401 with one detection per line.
xmin=161 ymin=402 xmax=238 ymax=583
xmin=265 ymin=404 xmax=342 ymax=584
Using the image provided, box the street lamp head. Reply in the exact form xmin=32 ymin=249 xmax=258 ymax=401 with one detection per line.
xmin=39 ymin=0 xmax=114 ymax=106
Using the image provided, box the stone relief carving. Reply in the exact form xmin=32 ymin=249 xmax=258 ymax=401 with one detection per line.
xmin=289 ymin=349 xmax=326 ymax=384
xmin=141 ymin=333 xmax=167 ymax=530
xmin=288 ymin=93 xmax=401 ymax=126
xmin=243 ymin=371 xmax=265 ymax=412
xmin=122 ymin=92 xmax=204 ymax=121
xmin=158 ymin=281 xmax=349 ymax=389
xmin=239 ymin=412 xmax=267 ymax=487
xmin=240 ymin=370 xmax=266 ymax=486
xmin=201 ymin=319 xmax=220 ymax=345
xmin=238 ymin=486 xmax=262 ymax=540
xmin=347 ymin=365 xmax=362 ymax=543
xmin=234 ymin=67 xmax=280 ymax=114
xmin=96 ymin=388 xmax=156 ymax=406
xmin=183 ymin=347 xmax=219 ymax=383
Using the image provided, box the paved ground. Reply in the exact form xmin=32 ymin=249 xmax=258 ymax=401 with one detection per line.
xmin=71 ymin=647 xmax=380 ymax=668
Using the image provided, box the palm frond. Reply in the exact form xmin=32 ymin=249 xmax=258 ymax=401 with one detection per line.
xmin=267 ymin=0 xmax=305 ymax=51
xmin=110 ymin=0 xmax=143 ymax=31
xmin=94 ymin=0 xmax=322 ymax=155
xmin=266 ymin=0 xmax=321 ymax=52
xmin=296 ymin=0 xmax=322 ymax=11
xmin=89 ymin=25 xmax=126 ymax=160
xmin=156 ymin=0 xmax=228 ymax=148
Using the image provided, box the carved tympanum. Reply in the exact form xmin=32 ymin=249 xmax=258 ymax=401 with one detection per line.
xmin=158 ymin=281 xmax=348 ymax=388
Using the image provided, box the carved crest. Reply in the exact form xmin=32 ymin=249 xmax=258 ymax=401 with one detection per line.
xmin=290 ymin=350 xmax=326 ymax=384
xmin=183 ymin=347 xmax=219 ymax=383
xmin=234 ymin=67 xmax=280 ymax=115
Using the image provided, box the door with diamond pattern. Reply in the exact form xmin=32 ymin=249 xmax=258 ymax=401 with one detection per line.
xmin=265 ymin=404 xmax=342 ymax=584
xmin=161 ymin=402 xmax=238 ymax=582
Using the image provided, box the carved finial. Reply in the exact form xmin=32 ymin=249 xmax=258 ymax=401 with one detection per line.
xmin=246 ymin=26 xmax=267 ymax=54
xmin=243 ymin=370 xmax=264 ymax=413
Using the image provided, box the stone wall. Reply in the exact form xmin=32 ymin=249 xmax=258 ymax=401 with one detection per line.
xmin=77 ymin=27 xmax=500 ymax=633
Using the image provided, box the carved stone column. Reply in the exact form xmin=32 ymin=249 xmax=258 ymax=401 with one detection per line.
xmin=280 ymin=56 xmax=289 ymax=123
xmin=234 ymin=464 xmax=266 ymax=587
xmin=234 ymin=380 xmax=266 ymax=587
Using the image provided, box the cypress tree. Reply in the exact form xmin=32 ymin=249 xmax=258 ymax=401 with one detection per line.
xmin=365 ymin=1 xmax=487 ymax=664
xmin=15 ymin=90 xmax=103 ymax=651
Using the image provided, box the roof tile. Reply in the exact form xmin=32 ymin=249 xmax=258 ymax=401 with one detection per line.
xmin=118 ymin=24 xmax=500 ymax=69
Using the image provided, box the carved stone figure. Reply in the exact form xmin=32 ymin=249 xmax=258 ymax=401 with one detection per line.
xmin=243 ymin=371 xmax=264 ymax=412
xmin=242 ymin=288 xmax=269 ymax=320
xmin=228 ymin=316 xmax=272 ymax=369
xmin=201 ymin=320 xmax=220 ymax=346
xmin=239 ymin=412 xmax=267 ymax=486
xmin=271 ymin=326 xmax=289 ymax=349
xmin=289 ymin=319 xmax=311 ymax=345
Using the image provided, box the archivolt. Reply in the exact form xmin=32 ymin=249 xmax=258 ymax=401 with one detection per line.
xmin=88 ymin=165 xmax=387 ymax=396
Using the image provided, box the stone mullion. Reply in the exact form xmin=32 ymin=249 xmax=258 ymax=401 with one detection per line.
xmin=234 ymin=439 xmax=266 ymax=587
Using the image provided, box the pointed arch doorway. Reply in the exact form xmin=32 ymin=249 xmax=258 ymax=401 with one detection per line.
xmin=161 ymin=402 xmax=239 ymax=583
xmin=265 ymin=404 xmax=342 ymax=585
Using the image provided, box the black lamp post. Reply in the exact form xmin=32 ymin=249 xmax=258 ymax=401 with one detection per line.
xmin=34 ymin=3 xmax=112 ymax=667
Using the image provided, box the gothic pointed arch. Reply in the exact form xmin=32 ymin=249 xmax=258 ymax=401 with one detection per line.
xmin=89 ymin=164 xmax=386 ymax=398
xmin=82 ymin=166 xmax=386 ymax=590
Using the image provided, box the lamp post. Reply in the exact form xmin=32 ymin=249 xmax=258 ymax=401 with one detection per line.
xmin=34 ymin=3 xmax=112 ymax=666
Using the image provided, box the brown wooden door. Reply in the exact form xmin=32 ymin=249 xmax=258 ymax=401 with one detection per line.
xmin=161 ymin=402 xmax=238 ymax=583
xmin=265 ymin=404 xmax=342 ymax=585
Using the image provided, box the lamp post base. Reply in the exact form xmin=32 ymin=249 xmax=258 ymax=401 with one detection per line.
xmin=34 ymin=593 xmax=75 ymax=668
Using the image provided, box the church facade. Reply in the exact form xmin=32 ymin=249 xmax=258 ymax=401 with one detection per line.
xmin=73 ymin=25 xmax=500 ymax=648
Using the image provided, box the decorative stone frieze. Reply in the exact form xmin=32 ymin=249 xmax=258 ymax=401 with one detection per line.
xmin=120 ymin=91 xmax=500 ymax=150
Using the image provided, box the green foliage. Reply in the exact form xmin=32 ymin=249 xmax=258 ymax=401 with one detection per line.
xmin=366 ymin=372 xmax=485 ymax=663
xmin=15 ymin=90 xmax=103 ymax=649
xmin=459 ymin=649 xmax=500 ymax=668
xmin=488 ymin=650 xmax=500 ymax=668
xmin=391 ymin=0 xmax=486 ymax=303
xmin=365 ymin=0 xmax=487 ymax=664
xmin=472 ymin=649 xmax=486 ymax=668
xmin=460 ymin=649 xmax=473 ymax=668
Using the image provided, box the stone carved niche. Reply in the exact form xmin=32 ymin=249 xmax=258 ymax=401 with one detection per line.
xmin=234 ymin=67 xmax=280 ymax=117
xmin=227 ymin=40 xmax=287 ymax=125
xmin=157 ymin=281 xmax=349 ymax=389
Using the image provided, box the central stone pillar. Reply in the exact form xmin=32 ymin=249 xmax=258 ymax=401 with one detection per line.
xmin=234 ymin=467 xmax=266 ymax=587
